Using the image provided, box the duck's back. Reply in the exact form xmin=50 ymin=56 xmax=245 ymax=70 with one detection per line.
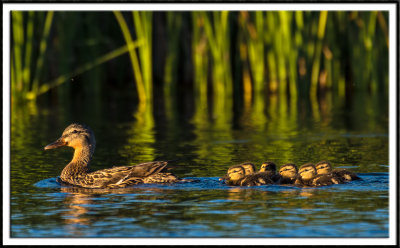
xmin=63 ymin=161 xmax=172 ymax=188
xmin=240 ymin=172 xmax=274 ymax=186
xmin=311 ymin=173 xmax=344 ymax=186
xmin=332 ymin=168 xmax=361 ymax=181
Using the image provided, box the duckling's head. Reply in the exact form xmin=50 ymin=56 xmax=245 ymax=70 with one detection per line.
xmin=315 ymin=161 xmax=332 ymax=175
xmin=298 ymin=163 xmax=317 ymax=180
xmin=279 ymin=163 xmax=298 ymax=179
xmin=44 ymin=123 xmax=96 ymax=151
xmin=259 ymin=161 xmax=277 ymax=172
xmin=241 ymin=162 xmax=256 ymax=175
xmin=226 ymin=165 xmax=246 ymax=182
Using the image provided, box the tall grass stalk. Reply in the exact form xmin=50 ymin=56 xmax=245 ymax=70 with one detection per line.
xmin=113 ymin=11 xmax=146 ymax=105
xmin=201 ymin=11 xmax=233 ymax=124
xmin=31 ymin=11 xmax=54 ymax=96
xmin=133 ymin=11 xmax=153 ymax=102
xmin=192 ymin=12 xmax=209 ymax=127
xmin=310 ymin=11 xmax=328 ymax=97
xmin=11 ymin=11 xmax=24 ymax=100
xmin=11 ymin=11 xmax=54 ymax=101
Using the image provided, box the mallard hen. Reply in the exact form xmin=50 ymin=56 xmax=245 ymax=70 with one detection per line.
xmin=44 ymin=123 xmax=184 ymax=188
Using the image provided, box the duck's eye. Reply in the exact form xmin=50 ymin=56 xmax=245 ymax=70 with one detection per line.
xmin=72 ymin=130 xmax=78 ymax=134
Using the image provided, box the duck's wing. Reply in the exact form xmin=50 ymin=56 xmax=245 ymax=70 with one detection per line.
xmin=332 ymin=168 xmax=361 ymax=181
xmin=124 ymin=161 xmax=169 ymax=177
xmin=312 ymin=174 xmax=341 ymax=186
xmin=240 ymin=172 xmax=274 ymax=186
xmin=80 ymin=161 xmax=169 ymax=188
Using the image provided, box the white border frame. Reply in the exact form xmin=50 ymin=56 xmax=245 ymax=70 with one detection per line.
xmin=3 ymin=3 xmax=398 ymax=246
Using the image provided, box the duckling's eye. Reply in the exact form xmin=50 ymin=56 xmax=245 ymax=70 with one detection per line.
xmin=72 ymin=130 xmax=78 ymax=134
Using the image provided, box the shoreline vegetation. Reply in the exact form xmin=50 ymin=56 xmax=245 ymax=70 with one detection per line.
xmin=10 ymin=11 xmax=388 ymax=114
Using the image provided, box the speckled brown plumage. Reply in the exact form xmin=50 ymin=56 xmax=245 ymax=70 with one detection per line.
xmin=45 ymin=123 xmax=183 ymax=189
xmin=278 ymin=163 xmax=298 ymax=184
xmin=259 ymin=161 xmax=281 ymax=183
xmin=220 ymin=164 xmax=274 ymax=186
xmin=315 ymin=161 xmax=361 ymax=182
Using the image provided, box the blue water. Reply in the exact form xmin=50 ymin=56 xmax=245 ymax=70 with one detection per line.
xmin=10 ymin=172 xmax=388 ymax=238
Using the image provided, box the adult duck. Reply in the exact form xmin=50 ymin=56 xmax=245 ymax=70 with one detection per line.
xmin=44 ymin=123 xmax=183 ymax=188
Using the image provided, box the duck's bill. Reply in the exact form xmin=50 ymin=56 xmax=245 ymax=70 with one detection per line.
xmin=219 ymin=175 xmax=228 ymax=181
xmin=44 ymin=138 xmax=66 ymax=150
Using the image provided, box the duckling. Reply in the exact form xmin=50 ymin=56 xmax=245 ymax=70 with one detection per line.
xmin=315 ymin=161 xmax=332 ymax=175
xmin=239 ymin=172 xmax=274 ymax=186
xmin=296 ymin=163 xmax=342 ymax=186
xmin=44 ymin=123 xmax=184 ymax=188
xmin=278 ymin=163 xmax=298 ymax=184
xmin=238 ymin=162 xmax=274 ymax=186
xmin=220 ymin=165 xmax=247 ymax=186
xmin=220 ymin=165 xmax=273 ymax=186
xmin=259 ymin=161 xmax=281 ymax=183
xmin=241 ymin=162 xmax=256 ymax=175
xmin=295 ymin=163 xmax=317 ymax=186
xmin=315 ymin=161 xmax=360 ymax=182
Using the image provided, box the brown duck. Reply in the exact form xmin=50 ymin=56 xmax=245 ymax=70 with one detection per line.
xmin=259 ymin=161 xmax=281 ymax=183
xmin=278 ymin=163 xmax=298 ymax=184
xmin=220 ymin=163 xmax=273 ymax=186
xmin=315 ymin=161 xmax=361 ymax=182
xmin=295 ymin=163 xmax=343 ymax=186
xmin=44 ymin=123 xmax=183 ymax=188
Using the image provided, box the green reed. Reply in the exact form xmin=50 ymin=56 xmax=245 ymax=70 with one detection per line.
xmin=11 ymin=11 xmax=54 ymax=101
xmin=200 ymin=11 xmax=233 ymax=126
xmin=113 ymin=11 xmax=147 ymax=105
xmin=191 ymin=12 xmax=209 ymax=127
xmin=10 ymin=10 xmax=388 ymax=115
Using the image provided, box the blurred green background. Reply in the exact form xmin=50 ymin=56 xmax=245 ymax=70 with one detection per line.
xmin=10 ymin=11 xmax=388 ymax=107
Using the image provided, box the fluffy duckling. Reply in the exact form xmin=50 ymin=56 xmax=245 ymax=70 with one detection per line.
xmin=296 ymin=163 xmax=343 ymax=186
xmin=295 ymin=163 xmax=317 ymax=186
xmin=259 ymin=161 xmax=281 ymax=183
xmin=278 ymin=163 xmax=298 ymax=184
xmin=45 ymin=123 xmax=184 ymax=188
xmin=240 ymin=162 xmax=274 ymax=186
xmin=219 ymin=162 xmax=255 ymax=183
xmin=315 ymin=161 xmax=360 ymax=182
xmin=239 ymin=171 xmax=274 ymax=186
xmin=220 ymin=164 xmax=273 ymax=186
xmin=220 ymin=165 xmax=246 ymax=186
xmin=241 ymin=162 xmax=256 ymax=175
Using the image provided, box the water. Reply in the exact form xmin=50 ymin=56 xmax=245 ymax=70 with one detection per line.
xmin=24 ymin=173 xmax=388 ymax=238
xmin=9 ymin=90 xmax=389 ymax=239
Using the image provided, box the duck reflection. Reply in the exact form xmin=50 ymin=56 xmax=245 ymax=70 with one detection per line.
xmin=61 ymin=188 xmax=90 ymax=225
xmin=59 ymin=185 xmax=141 ymax=234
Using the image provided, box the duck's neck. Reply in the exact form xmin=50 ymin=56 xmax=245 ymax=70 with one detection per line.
xmin=61 ymin=145 xmax=94 ymax=180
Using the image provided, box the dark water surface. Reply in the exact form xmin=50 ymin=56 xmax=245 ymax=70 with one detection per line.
xmin=10 ymin=91 xmax=389 ymax=238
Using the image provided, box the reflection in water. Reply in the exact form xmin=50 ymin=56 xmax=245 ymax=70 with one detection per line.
xmin=61 ymin=188 xmax=91 ymax=236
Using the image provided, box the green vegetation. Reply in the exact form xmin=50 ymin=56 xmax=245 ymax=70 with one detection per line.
xmin=10 ymin=11 xmax=388 ymax=108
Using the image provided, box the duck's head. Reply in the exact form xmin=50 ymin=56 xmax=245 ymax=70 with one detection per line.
xmin=315 ymin=161 xmax=332 ymax=175
xmin=44 ymin=123 xmax=96 ymax=151
xmin=298 ymin=163 xmax=317 ymax=180
xmin=279 ymin=163 xmax=298 ymax=179
xmin=259 ymin=161 xmax=277 ymax=173
xmin=219 ymin=165 xmax=246 ymax=182
xmin=241 ymin=162 xmax=256 ymax=175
